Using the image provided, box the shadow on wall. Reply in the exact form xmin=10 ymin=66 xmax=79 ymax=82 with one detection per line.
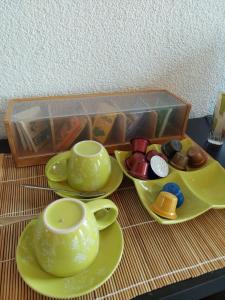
xmin=144 ymin=48 xmax=223 ymax=118
xmin=0 ymin=99 xmax=8 ymax=139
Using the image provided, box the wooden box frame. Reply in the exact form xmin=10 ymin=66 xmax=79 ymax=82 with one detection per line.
xmin=4 ymin=88 xmax=191 ymax=167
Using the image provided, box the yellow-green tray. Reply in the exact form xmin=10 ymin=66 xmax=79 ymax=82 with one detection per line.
xmin=115 ymin=137 xmax=225 ymax=225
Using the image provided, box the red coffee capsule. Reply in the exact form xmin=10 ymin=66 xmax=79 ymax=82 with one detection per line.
xmin=146 ymin=150 xmax=168 ymax=162
xmin=146 ymin=150 xmax=159 ymax=162
xmin=129 ymin=160 xmax=149 ymax=180
xmin=130 ymin=138 xmax=149 ymax=154
xmin=125 ymin=152 xmax=145 ymax=170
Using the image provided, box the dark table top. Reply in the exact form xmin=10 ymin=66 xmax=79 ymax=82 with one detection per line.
xmin=1 ymin=116 xmax=225 ymax=300
xmin=186 ymin=116 xmax=225 ymax=168
xmin=138 ymin=116 xmax=225 ymax=300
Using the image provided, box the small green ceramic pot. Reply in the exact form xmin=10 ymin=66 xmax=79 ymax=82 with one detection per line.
xmin=33 ymin=198 xmax=118 ymax=277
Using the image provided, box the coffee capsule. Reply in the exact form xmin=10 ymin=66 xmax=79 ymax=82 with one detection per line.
xmin=187 ymin=146 xmax=207 ymax=168
xmin=148 ymin=156 xmax=169 ymax=179
xmin=169 ymin=152 xmax=188 ymax=171
xmin=150 ymin=191 xmax=178 ymax=220
xmin=125 ymin=152 xmax=145 ymax=170
xmin=129 ymin=160 xmax=149 ymax=180
xmin=146 ymin=150 xmax=159 ymax=161
xmin=130 ymin=138 xmax=149 ymax=154
xmin=162 ymin=140 xmax=182 ymax=160
xmin=162 ymin=182 xmax=184 ymax=208
xmin=146 ymin=150 xmax=168 ymax=162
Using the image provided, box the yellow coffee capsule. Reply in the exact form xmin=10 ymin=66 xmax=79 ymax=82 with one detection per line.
xmin=150 ymin=191 xmax=178 ymax=220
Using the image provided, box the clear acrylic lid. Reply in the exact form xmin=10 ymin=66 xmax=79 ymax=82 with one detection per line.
xmin=12 ymin=90 xmax=185 ymax=121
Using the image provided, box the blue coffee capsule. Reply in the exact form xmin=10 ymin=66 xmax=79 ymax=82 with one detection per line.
xmin=162 ymin=182 xmax=184 ymax=208
xmin=162 ymin=140 xmax=182 ymax=160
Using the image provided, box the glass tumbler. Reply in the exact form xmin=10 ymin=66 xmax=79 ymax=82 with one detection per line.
xmin=208 ymin=93 xmax=225 ymax=145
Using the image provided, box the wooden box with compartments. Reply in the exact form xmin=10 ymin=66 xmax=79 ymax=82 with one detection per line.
xmin=4 ymin=89 xmax=191 ymax=167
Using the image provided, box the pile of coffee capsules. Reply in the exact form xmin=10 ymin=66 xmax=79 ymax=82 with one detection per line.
xmin=162 ymin=140 xmax=208 ymax=170
xmin=125 ymin=138 xmax=169 ymax=180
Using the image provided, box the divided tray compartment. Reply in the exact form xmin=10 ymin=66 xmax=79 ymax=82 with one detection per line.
xmin=82 ymin=99 xmax=127 ymax=146
xmin=49 ymin=100 xmax=92 ymax=152
xmin=9 ymin=101 xmax=54 ymax=157
xmin=115 ymin=137 xmax=225 ymax=224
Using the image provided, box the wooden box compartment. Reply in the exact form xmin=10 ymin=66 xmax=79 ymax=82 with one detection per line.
xmin=4 ymin=89 xmax=191 ymax=167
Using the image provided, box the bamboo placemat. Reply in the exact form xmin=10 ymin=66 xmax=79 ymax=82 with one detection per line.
xmin=1 ymin=154 xmax=225 ymax=300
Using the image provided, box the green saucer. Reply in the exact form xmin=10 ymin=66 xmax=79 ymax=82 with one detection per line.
xmin=16 ymin=220 xmax=124 ymax=299
xmin=47 ymin=157 xmax=123 ymax=200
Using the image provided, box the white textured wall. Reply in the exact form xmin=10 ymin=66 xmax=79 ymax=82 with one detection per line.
xmin=1 ymin=0 xmax=225 ymax=138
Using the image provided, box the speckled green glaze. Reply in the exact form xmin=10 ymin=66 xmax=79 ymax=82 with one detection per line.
xmin=16 ymin=219 xmax=123 ymax=298
xmin=47 ymin=157 xmax=123 ymax=200
xmin=45 ymin=141 xmax=111 ymax=192
xmin=33 ymin=198 xmax=118 ymax=277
